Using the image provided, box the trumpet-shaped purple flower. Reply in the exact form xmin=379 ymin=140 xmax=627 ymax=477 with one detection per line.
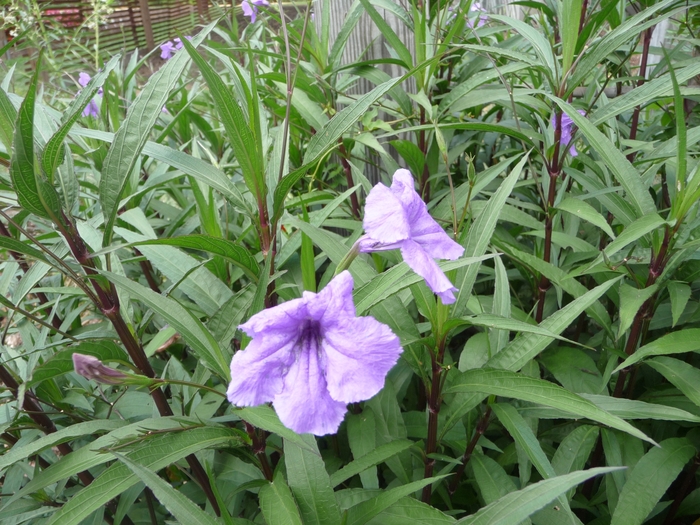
xmin=242 ymin=0 xmax=269 ymax=23
xmin=553 ymin=109 xmax=586 ymax=157
xmin=359 ymin=169 xmax=465 ymax=304
xmin=227 ymin=271 xmax=402 ymax=435
xmin=160 ymin=41 xmax=176 ymax=59
xmin=72 ymin=353 xmax=128 ymax=385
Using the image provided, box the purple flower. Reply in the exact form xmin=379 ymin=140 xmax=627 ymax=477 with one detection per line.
xmin=160 ymin=41 xmax=175 ymax=59
xmin=227 ymin=271 xmax=402 ymax=435
xmin=82 ymin=99 xmax=100 ymax=118
xmin=467 ymin=1 xmax=488 ymax=28
xmin=242 ymin=0 xmax=269 ymax=23
xmin=72 ymin=353 xmax=128 ymax=385
xmin=173 ymin=36 xmax=191 ymax=50
xmin=359 ymin=169 xmax=465 ymax=304
xmin=553 ymin=109 xmax=586 ymax=157
xmin=78 ymin=72 xmax=91 ymax=88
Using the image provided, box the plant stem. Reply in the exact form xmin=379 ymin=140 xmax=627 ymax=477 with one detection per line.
xmin=57 ymin=218 xmax=221 ymax=516
xmin=421 ymin=335 xmax=448 ymax=503
xmin=627 ymin=26 xmax=654 ymax=163
xmin=535 ymin=111 xmax=563 ymax=323
xmin=448 ymin=406 xmax=492 ymax=494
xmin=339 ymin=141 xmax=360 ymax=218
xmin=613 ymin=226 xmax=671 ymax=398
xmin=662 ymin=453 xmax=700 ymax=525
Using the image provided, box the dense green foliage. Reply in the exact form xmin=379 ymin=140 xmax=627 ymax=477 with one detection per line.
xmin=1 ymin=0 xmax=700 ymax=524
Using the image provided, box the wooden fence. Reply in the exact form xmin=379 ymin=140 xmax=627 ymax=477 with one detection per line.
xmin=2 ymin=0 xmax=221 ymax=63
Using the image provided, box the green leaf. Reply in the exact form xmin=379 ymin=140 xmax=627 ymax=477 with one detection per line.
xmin=560 ymin=0 xmax=583 ymax=74
xmin=358 ymin=0 xmax=412 ymax=69
xmin=236 ymin=406 xmax=317 ymax=454
xmin=364 ymin=497 xmax=455 ymax=525
xmin=330 ymin=440 xmax=414 ymax=488
xmin=464 ymin=314 xmax=587 ymax=348
xmin=550 ymin=99 xmax=656 ymax=219
xmin=487 ymin=277 xmax=621 ymax=372
xmin=552 ymin=426 xmax=599 ymax=477
xmin=556 ymin=198 xmax=615 ymax=239
xmin=667 ymin=281 xmax=691 ymax=327
xmin=489 ymin=15 xmax=556 ymax=85
xmin=455 ymin=467 xmax=621 ymax=525
xmin=0 ymin=85 xmax=17 ymax=150
xmin=447 ymin=369 xmax=654 ymax=444
xmin=134 ymin=235 xmax=259 ymax=281
xmin=617 ymin=283 xmax=658 ymax=339
xmin=0 ymin=420 xmax=126 ymax=472
xmin=102 ymin=270 xmax=229 ymax=380
xmin=46 ymin=426 xmax=239 ymax=525
xmin=42 ymin=55 xmax=121 ymax=182
xmin=0 ymin=237 xmax=50 ymax=266
xmin=3 ymin=417 xmax=205 ymax=506
xmin=646 ymin=357 xmax=700 ymax=409
xmin=346 ymin=476 xmax=447 ymax=525
xmin=260 ymin=475 xmax=304 ymax=525
xmin=614 ymin=329 xmax=700 ymax=372
xmin=181 ymin=37 xmax=264 ymax=203
xmin=115 ymin=453 xmax=220 ymax=525
xmin=501 ymin=246 xmax=612 ymax=336
xmin=30 ymin=341 xmax=129 ymax=386
xmin=10 ymin=54 xmax=52 ymax=220
xmin=471 ymin=453 xmax=518 ymax=504
xmin=611 ymin=438 xmax=695 ymax=525
xmin=580 ymin=394 xmax=700 ymax=423
xmin=453 ymin=155 xmax=527 ymax=316
xmin=273 ymin=76 xmax=405 ymax=223
xmin=284 ymin=435 xmax=342 ymax=525
xmin=100 ymin=21 xmax=217 ymax=246
xmin=354 ymin=255 xmax=497 ymax=315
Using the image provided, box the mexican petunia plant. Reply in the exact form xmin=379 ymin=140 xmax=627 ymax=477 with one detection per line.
xmin=1 ymin=1 xmax=700 ymax=525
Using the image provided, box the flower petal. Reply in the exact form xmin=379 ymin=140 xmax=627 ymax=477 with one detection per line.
xmin=273 ymin=338 xmax=347 ymax=435
xmin=363 ymin=181 xmax=411 ymax=245
xmin=78 ymin=72 xmax=91 ymax=88
xmin=227 ymin=331 xmax=298 ymax=406
xmin=400 ymin=239 xmax=458 ymax=304
xmin=323 ymin=316 xmax=402 ymax=404
xmin=240 ymin=296 xmax=307 ymax=337
xmin=306 ymin=271 xmax=356 ymax=327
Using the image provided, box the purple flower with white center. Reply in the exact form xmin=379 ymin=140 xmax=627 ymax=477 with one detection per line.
xmin=242 ymin=0 xmax=269 ymax=23
xmin=359 ymin=169 xmax=465 ymax=304
xmin=553 ymin=109 xmax=586 ymax=157
xmin=227 ymin=271 xmax=402 ymax=436
xmin=72 ymin=353 xmax=128 ymax=385
xmin=160 ymin=41 xmax=175 ymax=59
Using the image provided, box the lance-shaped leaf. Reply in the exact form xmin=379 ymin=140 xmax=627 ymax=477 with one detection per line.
xmin=100 ymin=20 xmax=217 ymax=247
xmin=42 ymin=56 xmax=120 ymax=184
xmin=447 ymin=369 xmax=654 ymax=444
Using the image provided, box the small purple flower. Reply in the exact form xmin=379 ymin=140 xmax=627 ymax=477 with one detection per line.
xmin=359 ymin=170 xmax=465 ymax=304
xmin=160 ymin=41 xmax=175 ymax=59
xmin=467 ymin=1 xmax=488 ymax=28
xmin=82 ymin=99 xmax=100 ymax=118
xmin=173 ymin=36 xmax=192 ymax=50
xmin=242 ymin=0 xmax=269 ymax=23
xmin=78 ymin=72 xmax=91 ymax=88
xmin=553 ymin=109 xmax=586 ymax=157
xmin=227 ymin=271 xmax=402 ymax=435
xmin=72 ymin=353 xmax=128 ymax=385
